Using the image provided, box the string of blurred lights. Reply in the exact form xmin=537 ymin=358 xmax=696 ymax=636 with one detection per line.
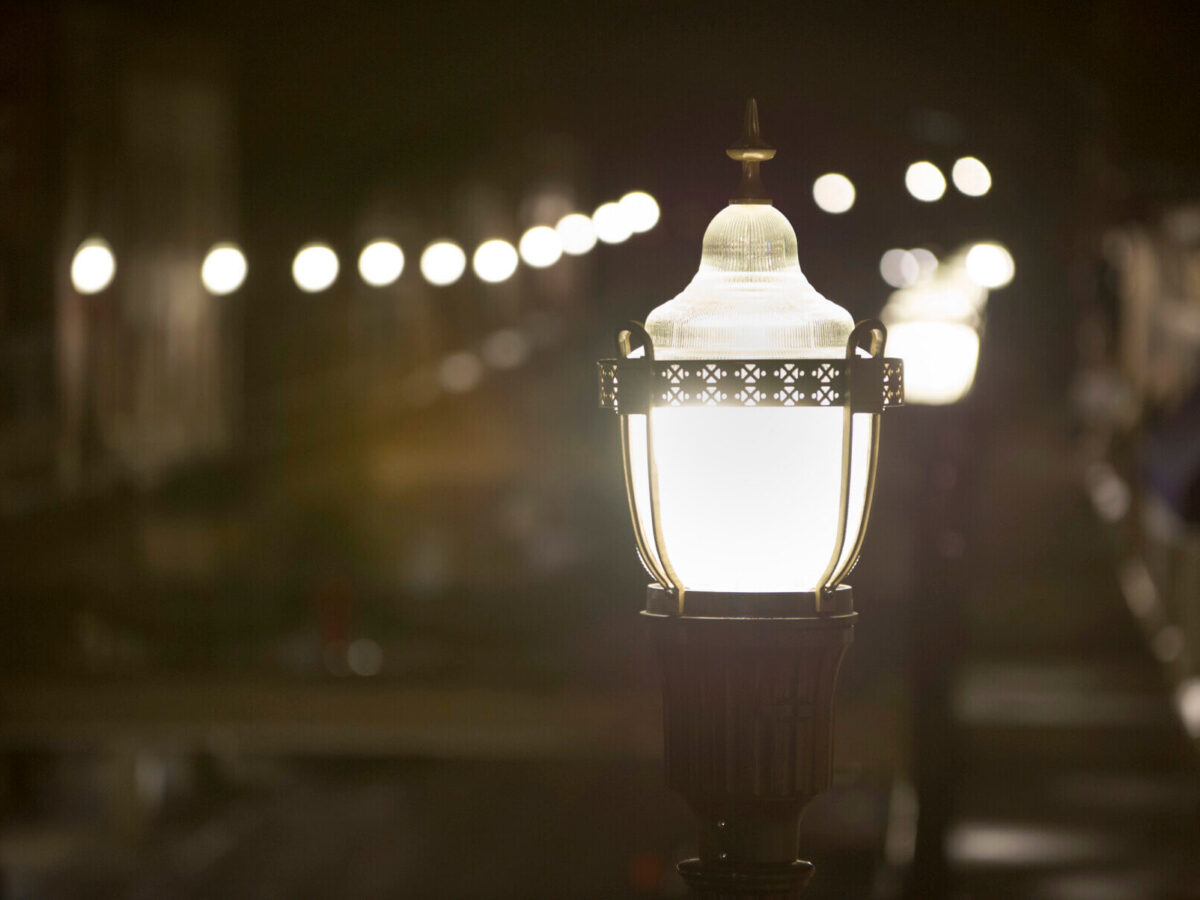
xmin=67 ymin=190 xmax=661 ymax=297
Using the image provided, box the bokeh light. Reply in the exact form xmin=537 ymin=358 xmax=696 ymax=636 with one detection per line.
xmin=472 ymin=239 xmax=519 ymax=283
xmin=518 ymin=226 xmax=563 ymax=268
xmin=593 ymin=202 xmax=632 ymax=244
xmin=358 ymin=240 xmax=404 ymax=287
xmin=481 ymin=327 xmax=531 ymax=370
xmin=70 ymin=237 xmax=116 ymax=294
xmin=952 ymin=156 xmax=992 ymax=197
xmin=438 ymin=351 xmax=484 ymax=393
xmin=556 ymin=213 xmax=597 ymax=255
xmin=885 ymin=321 xmax=981 ymax=406
xmin=812 ymin=173 xmax=856 ymax=214
xmin=965 ymin=242 xmax=1015 ymax=288
xmin=201 ymin=243 xmax=247 ymax=295
xmin=880 ymin=248 xmax=920 ymax=288
xmin=420 ymin=241 xmax=466 ymax=286
xmin=905 ymin=161 xmax=947 ymax=202
xmin=619 ymin=191 xmax=660 ymax=233
xmin=292 ymin=243 xmax=339 ymax=293
xmin=910 ymin=248 xmax=938 ymax=281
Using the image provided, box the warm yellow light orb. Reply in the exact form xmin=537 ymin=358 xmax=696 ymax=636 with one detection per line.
xmin=70 ymin=237 xmax=116 ymax=294
xmin=965 ymin=242 xmax=1015 ymax=289
xmin=420 ymin=241 xmax=466 ymax=286
xmin=201 ymin=243 xmax=247 ymax=295
xmin=472 ymin=239 xmax=519 ymax=283
xmin=358 ymin=240 xmax=404 ymax=287
xmin=518 ymin=226 xmax=563 ymax=268
xmin=905 ymin=161 xmax=947 ymax=202
xmin=292 ymin=243 xmax=339 ymax=293
xmin=812 ymin=173 xmax=856 ymax=214
xmin=556 ymin=213 xmax=597 ymax=255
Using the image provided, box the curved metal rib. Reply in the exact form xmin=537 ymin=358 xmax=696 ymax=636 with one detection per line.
xmin=815 ymin=320 xmax=888 ymax=606
xmin=616 ymin=323 xmax=684 ymax=608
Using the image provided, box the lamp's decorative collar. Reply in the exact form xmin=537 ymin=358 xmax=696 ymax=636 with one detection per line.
xmin=727 ymin=98 xmax=775 ymax=204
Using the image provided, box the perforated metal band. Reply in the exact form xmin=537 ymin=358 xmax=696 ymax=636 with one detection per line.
xmin=597 ymin=356 xmax=903 ymax=415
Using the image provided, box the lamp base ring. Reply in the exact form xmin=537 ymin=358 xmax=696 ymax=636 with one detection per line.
xmin=677 ymin=857 xmax=815 ymax=899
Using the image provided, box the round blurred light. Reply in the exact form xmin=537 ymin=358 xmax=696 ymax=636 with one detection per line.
xmin=952 ymin=156 xmax=992 ymax=197
xmin=556 ymin=213 xmax=597 ymax=255
xmin=880 ymin=248 xmax=920 ymax=288
xmin=812 ymin=173 xmax=856 ymax=214
xmin=347 ymin=638 xmax=383 ymax=677
xmin=70 ymin=237 xmax=116 ymax=294
xmin=910 ymin=247 xmax=938 ymax=280
xmin=965 ymin=242 xmax=1015 ymax=288
xmin=593 ymin=202 xmax=632 ymax=244
xmin=292 ymin=243 xmax=339 ymax=293
xmin=358 ymin=240 xmax=404 ymax=287
xmin=885 ymin=321 xmax=981 ymax=406
xmin=518 ymin=226 xmax=563 ymax=268
xmin=481 ymin=327 xmax=530 ymax=370
xmin=472 ymin=239 xmax=519 ymax=283
xmin=619 ymin=191 xmax=660 ymax=233
xmin=905 ymin=161 xmax=947 ymax=202
xmin=420 ymin=241 xmax=466 ymax=287
xmin=438 ymin=351 xmax=484 ymax=393
xmin=200 ymin=243 xmax=247 ymax=295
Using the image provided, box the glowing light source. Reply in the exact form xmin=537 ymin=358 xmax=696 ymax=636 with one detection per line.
xmin=70 ymin=237 xmax=116 ymax=294
xmin=593 ymin=201 xmax=632 ymax=244
xmin=472 ymin=239 xmax=519 ymax=283
xmin=518 ymin=226 xmax=563 ymax=268
xmin=629 ymin=203 xmax=873 ymax=592
xmin=952 ymin=156 xmax=992 ymax=197
xmin=358 ymin=240 xmax=404 ymax=287
xmin=812 ymin=173 xmax=856 ymax=214
xmin=556 ymin=213 xmax=597 ymax=255
xmin=619 ymin=191 xmax=660 ymax=233
xmin=200 ymin=243 xmax=247 ymax=295
xmin=292 ymin=243 xmax=339 ymax=293
xmin=905 ymin=161 xmax=947 ymax=202
xmin=880 ymin=248 xmax=920 ymax=288
xmin=420 ymin=241 xmax=466 ymax=286
xmin=884 ymin=320 xmax=980 ymax=406
xmin=965 ymin=242 xmax=1015 ymax=288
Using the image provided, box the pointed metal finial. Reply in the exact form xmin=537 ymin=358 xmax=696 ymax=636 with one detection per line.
xmin=726 ymin=98 xmax=776 ymax=204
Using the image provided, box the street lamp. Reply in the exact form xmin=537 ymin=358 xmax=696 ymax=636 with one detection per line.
xmin=597 ymin=100 xmax=904 ymax=898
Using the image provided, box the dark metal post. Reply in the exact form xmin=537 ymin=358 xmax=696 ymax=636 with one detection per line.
xmin=645 ymin=588 xmax=856 ymax=899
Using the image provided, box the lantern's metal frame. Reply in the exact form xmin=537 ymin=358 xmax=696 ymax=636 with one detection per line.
xmin=598 ymin=317 xmax=904 ymax=613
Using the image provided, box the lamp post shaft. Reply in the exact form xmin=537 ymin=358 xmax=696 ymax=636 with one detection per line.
xmin=646 ymin=604 xmax=855 ymax=899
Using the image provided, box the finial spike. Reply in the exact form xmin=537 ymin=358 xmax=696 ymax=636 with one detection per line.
xmin=727 ymin=98 xmax=775 ymax=204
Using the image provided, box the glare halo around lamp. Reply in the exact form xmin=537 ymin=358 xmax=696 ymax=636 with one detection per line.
xmin=598 ymin=100 xmax=904 ymax=898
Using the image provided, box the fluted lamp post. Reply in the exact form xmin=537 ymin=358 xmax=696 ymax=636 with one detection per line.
xmin=597 ymin=101 xmax=904 ymax=898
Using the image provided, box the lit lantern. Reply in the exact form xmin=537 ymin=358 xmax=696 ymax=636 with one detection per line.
xmin=599 ymin=101 xmax=903 ymax=606
xmin=597 ymin=101 xmax=904 ymax=898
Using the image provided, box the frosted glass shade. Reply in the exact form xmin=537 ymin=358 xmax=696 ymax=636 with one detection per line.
xmin=627 ymin=204 xmax=872 ymax=592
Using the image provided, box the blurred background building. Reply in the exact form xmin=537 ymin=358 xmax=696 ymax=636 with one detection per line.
xmin=0 ymin=1 xmax=1198 ymax=897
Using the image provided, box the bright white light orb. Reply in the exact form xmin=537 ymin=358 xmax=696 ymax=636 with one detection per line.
xmin=886 ymin=320 xmax=981 ymax=405
xmin=70 ymin=238 xmax=116 ymax=294
xmin=358 ymin=240 xmax=404 ymax=287
xmin=518 ymin=226 xmax=563 ymax=268
xmin=200 ymin=243 xmax=247 ymax=295
xmin=905 ymin=161 xmax=947 ymax=202
xmin=619 ymin=191 xmax=660 ymax=233
xmin=965 ymin=242 xmax=1015 ymax=288
xmin=420 ymin=241 xmax=466 ymax=287
xmin=292 ymin=243 xmax=339 ymax=293
xmin=472 ymin=239 xmax=519 ymax=284
xmin=952 ymin=156 xmax=992 ymax=197
xmin=556 ymin=213 xmax=597 ymax=255
xmin=812 ymin=173 xmax=856 ymax=214
xmin=593 ymin=202 xmax=632 ymax=244
xmin=481 ymin=327 xmax=530 ymax=370
xmin=880 ymin=248 xmax=920 ymax=288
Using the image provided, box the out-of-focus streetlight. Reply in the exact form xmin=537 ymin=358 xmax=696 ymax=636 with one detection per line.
xmin=597 ymin=100 xmax=904 ymax=898
xmin=70 ymin=237 xmax=116 ymax=294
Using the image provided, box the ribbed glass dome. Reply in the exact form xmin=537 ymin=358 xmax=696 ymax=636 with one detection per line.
xmin=646 ymin=204 xmax=853 ymax=360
